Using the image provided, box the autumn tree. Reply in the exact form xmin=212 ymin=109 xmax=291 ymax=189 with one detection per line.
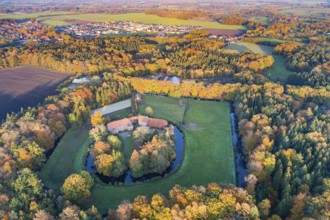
xmin=61 ymin=171 xmax=94 ymax=202
xmin=89 ymin=124 xmax=108 ymax=142
xmin=107 ymin=135 xmax=122 ymax=151
xmin=145 ymin=106 xmax=153 ymax=115
xmin=258 ymin=199 xmax=271 ymax=219
xmin=34 ymin=210 xmax=54 ymax=220
xmin=116 ymin=200 xmax=133 ymax=220
xmin=94 ymin=151 xmax=127 ymax=178
xmin=93 ymin=141 xmax=111 ymax=157
xmin=59 ymin=205 xmax=80 ymax=220
xmin=91 ymin=112 xmax=104 ymax=127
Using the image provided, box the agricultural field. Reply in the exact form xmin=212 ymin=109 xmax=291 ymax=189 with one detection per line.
xmin=246 ymin=37 xmax=306 ymax=45
xmin=37 ymin=13 xmax=246 ymax=30
xmin=249 ymin=17 xmax=268 ymax=24
xmin=40 ymin=95 xmax=236 ymax=214
xmin=0 ymin=11 xmax=74 ymax=20
xmin=279 ymin=7 xmax=330 ymax=19
xmin=0 ymin=66 xmax=71 ymax=122
xmin=226 ymin=42 xmax=292 ymax=81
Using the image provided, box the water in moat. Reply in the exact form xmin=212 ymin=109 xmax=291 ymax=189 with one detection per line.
xmin=230 ymin=112 xmax=248 ymax=187
xmin=86 ymin=125 xmax=184 ymax=185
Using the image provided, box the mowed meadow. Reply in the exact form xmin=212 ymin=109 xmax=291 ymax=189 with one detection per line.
xmin=0 ymin=66 xmax=71 ymax=122
xmin=39 ymin=95 xmax=236 ymax=214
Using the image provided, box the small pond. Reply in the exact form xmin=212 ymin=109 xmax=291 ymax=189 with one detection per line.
xmin=86 ymin=125 xmax=184 ymax=185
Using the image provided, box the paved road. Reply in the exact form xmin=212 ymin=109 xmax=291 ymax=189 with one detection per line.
xmin=91 ymin=99 xmax=131 ymax=116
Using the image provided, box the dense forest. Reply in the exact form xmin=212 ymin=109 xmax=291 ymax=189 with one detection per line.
xmin=0 ymin=30 xmax=274 ymax=80
xmin=245 ymin=17 xmax=330 ymax=43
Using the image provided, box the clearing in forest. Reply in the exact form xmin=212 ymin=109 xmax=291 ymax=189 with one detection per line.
xmin=226 ymin=42 xmax=292 ymax=81
xmin=40 ymin=95 xmax=236 ymax=214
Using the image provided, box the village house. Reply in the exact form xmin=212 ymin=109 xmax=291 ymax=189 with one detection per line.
xmin=107 ymin=118 xmax=133 ymax=134
xmin=129 ymin=115 xmax=168 ymax=129
xmin=157 ymin=74 xmax=182 ymax=84
xmin=170 ymin=76 xmax=181 ymax=84
xmin=108 ymin=115 xmax=169 ymax=134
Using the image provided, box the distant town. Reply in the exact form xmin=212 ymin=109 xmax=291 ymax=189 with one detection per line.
xmin=57 ymin=21 xmax=199 ymax=37
xmin=0 ymin=20 xmax=201 ymax=46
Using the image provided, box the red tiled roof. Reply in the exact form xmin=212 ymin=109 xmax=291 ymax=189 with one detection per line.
xmin=107 ymin=118 xmax=132 ymax=130
xmin=147 ymin=118 xmax=168 ymax=128
xmin=138 ymin=115 xmax=148 ymax=124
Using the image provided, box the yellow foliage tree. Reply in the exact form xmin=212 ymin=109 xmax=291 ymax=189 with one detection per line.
xmin=91 ymin=112 xmax=104 ymax=127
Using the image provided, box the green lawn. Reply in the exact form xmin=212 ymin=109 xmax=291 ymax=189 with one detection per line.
xmin=40 ymin=95 xmax=236 ymax=214
xmin=108 ymin=108 xmax=132 ymax=120
xmin=39 ymin=127 xmax=91 ymax=190
xmin=226 ymin=42 xmax=292 ymax=81
xmin=122 ymin=135 xmax=134 ymax=160
xmin=37 ymin=13 xmax=245 ymax=30
xmin=249 ymin=17 xmax=268 ymax=24
xmin=138 ymin=95 xmax=187 ymax=123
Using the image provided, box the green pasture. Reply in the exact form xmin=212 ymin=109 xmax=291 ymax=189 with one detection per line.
xmin=245 ymin=37 xmax=306 ymax=46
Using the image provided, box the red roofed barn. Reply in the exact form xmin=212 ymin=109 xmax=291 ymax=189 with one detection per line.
xmin=107 ymin=118 xmax=133 ymax=134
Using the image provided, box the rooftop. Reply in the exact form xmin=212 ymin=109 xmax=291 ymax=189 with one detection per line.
xmin=107 ymin=118 xmax=132 ymax=130
xmin=147 ymin=117 xmax=168 ymax=129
